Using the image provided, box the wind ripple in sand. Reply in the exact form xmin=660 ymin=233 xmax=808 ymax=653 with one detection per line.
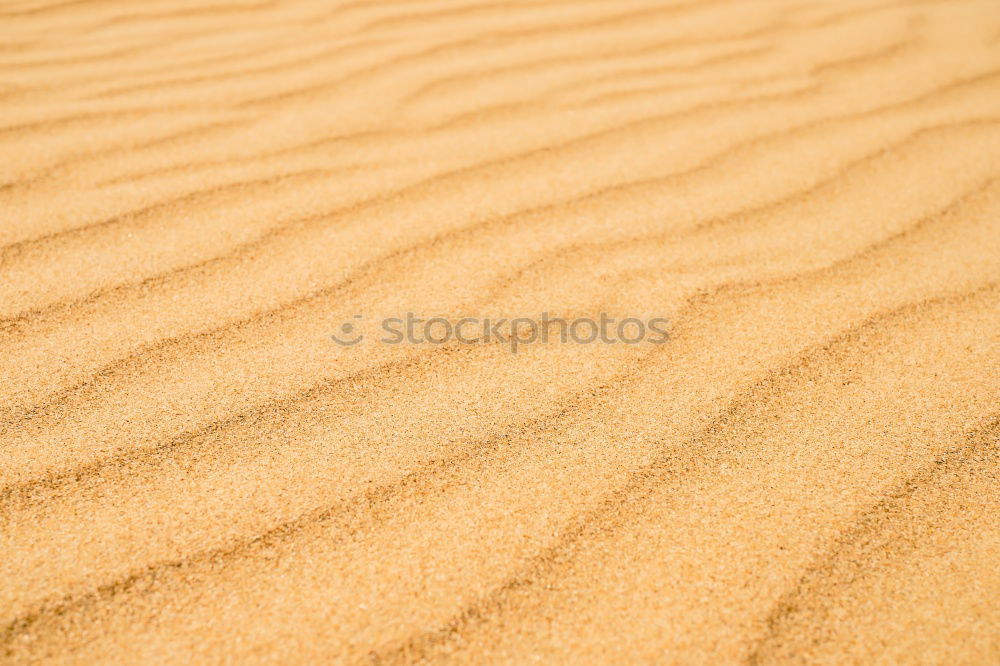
xmin=1 ymin=0 xmax=999 ymax=663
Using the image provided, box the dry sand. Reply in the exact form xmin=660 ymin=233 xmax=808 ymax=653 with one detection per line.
xmin=1 ymin=0 xmax=1000 ymax=663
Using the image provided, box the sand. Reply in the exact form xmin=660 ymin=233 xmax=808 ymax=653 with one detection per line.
xmin=1 ymin=0 xmax=999 ymax=663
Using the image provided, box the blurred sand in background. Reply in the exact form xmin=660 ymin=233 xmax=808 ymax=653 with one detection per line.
xmin=1 ymin=0 xmax=999 ymax=663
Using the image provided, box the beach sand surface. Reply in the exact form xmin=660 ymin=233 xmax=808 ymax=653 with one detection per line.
xmin=1 ymin=0 xmax=999 ymax=663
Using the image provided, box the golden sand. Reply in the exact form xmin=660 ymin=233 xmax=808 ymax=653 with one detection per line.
xmin=1 ymin=0 xmax=999 ymax=663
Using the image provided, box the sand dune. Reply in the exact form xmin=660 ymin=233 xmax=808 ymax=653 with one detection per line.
xmin=1 ymin=0 xmax=999 ymax=663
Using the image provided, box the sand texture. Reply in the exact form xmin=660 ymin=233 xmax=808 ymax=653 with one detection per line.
xmin=2 ymin=0 xmax=1000 ymax=663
